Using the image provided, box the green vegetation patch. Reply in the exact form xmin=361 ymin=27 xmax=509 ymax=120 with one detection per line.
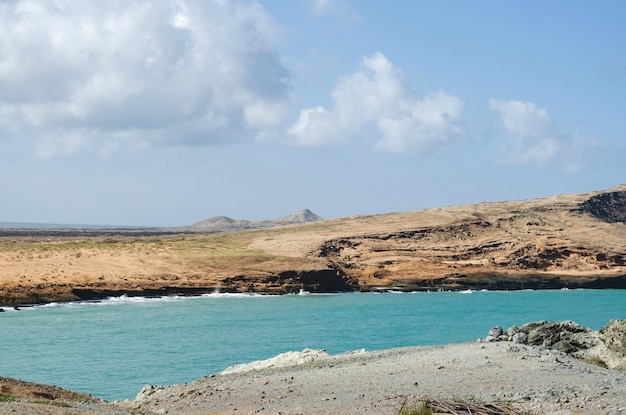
xmin=0 ymin=394 xmax=18 ymax=402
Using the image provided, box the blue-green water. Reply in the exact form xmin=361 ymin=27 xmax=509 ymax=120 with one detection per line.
xmin=1 ymin=290 xmax=625 ymax=401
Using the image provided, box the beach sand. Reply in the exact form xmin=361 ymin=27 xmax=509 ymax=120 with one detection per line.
xmin=1 ymin=342 xmax=625 ymax=414
xmin=130 ymin=342 xmax=625 ymax=415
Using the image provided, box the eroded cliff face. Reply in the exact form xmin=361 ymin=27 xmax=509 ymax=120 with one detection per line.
xmin=311 ymin=189 xmax=626 ymax=291
xmin=1 ymin=187 xmax=625 ymax=306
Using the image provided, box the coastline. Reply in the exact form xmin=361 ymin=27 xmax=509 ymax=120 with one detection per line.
xmin=2 ymin=285 xmax=624 ymax=312
xmin=1 ymin=187 xmax=625 ymax=412
xmin=2 ymin=186 xmax=626 ymax=307
xmin=3 ymin=340 xmax=624 ymax=414
xmin=2 ymin=319 xmax=625 ymax=414
xmin=132 ymin=341 xmax=626 ymax=415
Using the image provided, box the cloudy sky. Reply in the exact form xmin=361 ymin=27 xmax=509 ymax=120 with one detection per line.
xmin=1 ymin=0 xmax=624 ymax=226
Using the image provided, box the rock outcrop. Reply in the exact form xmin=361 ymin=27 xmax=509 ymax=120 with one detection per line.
xmin=599 ymin=318 xmax=626 ymax=369
xmin=579 ymin=189 xmax=626 ymax=223
xmin=484 ymin=319 xmax=626 ymax=370
xmin=312 ymin=187 xmax=626 ymax=292
xmin=220 ymin=348 xmax=331 ymax=375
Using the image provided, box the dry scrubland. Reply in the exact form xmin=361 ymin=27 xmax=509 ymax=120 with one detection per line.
xmin=1 ymin=185 xmax=626 ymax=306
xmin=1 ymin=186 xmax=626 ymax=414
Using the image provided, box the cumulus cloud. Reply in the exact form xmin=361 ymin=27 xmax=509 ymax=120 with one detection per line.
xmin=286 ymin=52 xmax=463 ymax=155
xmin=489 ymin=99 xmax=595 ymax=168
xmin=0 ymin=0 xmax=291 ymax=158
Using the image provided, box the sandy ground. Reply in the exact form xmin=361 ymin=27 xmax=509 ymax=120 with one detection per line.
xmin=129 ymin=342 xmax=625 ymax=415
xmin=1 ymin=342 xmax=625 ymax=414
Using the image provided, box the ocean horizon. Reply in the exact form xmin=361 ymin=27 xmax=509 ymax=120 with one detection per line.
xmin=0 ymin=221 xmax=151 ymax=229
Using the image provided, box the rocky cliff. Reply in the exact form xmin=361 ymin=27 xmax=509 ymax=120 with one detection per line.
xmin=303 ymin=186 xmax=626 ymax=291
xmin=1 ymin=186 xmax=625 ymax=306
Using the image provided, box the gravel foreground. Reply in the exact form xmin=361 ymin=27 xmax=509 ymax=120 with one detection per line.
xmin=2 ymin=342 xmax=625 ymax=415
xmin=131 ymin=342 xmax=626 ymax=415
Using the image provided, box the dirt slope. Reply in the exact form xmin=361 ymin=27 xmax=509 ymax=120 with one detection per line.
xmin=1 ymin=185 xmax=625 ymax=306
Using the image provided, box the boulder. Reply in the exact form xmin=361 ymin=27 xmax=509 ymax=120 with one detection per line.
xmin=135 ymin=384 xmax=164 ymax=402
xmin=599 ymin=319 xmax=626 ymax=354
xmin=511 ymin=332 xmax=528 ymax=344
xmin=487 ymin=325 xmax=503 ymax=337
xmin=598 ymin=319 xmax=626 ymax=370
xmin=520 ymin=320 xmax=597 ymax=352
xmin=486 ymin=319 xmax=626 ymax=370
xmin=506 ymin=325 xmax=519 ymax=337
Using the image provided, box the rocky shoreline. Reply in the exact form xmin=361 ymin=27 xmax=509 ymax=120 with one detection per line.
xmin=1 ymin=319 xmax=625 ymax=414
xmin=2 ymin=280 xmax=626 ymax=310
xmin=128 ymin=318 xmax=626 ymax=414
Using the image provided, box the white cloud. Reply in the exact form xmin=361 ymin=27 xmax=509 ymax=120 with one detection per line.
xmin=287 ymin=106 xmax=343 ymax=146
xmin=0 ymin=0 xmax=292 ymax=158
xmin=286 ymin=52 xmax=463 ymax=155
xmin=489 ymin=99 xmax=594 ymax=168
xmin=488 ymin=100 xmax=551 ymax=138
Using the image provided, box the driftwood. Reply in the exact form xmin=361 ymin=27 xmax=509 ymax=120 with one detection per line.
xmin=398 ymin=398 xmax=527 ymax=415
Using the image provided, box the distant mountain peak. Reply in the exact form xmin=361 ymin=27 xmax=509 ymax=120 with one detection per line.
xmin=204 ymin=216 xmax=235 ymax=224
xmin=275 ymin=209 xmax=323 ymax=224
xmin=187 ymin=209 xmax=322 ymax=232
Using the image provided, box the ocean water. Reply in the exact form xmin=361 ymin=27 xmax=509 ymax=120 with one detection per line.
xmin=1 ymin=290 xmax=625 ymax=401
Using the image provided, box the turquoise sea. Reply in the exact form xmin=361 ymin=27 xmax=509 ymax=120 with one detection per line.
xmin=1 ymin=289 xmax=625 ymax=401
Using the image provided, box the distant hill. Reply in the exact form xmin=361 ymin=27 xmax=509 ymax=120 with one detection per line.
xmin=187 ymin=209 xmax=323 ymax=232
xmin=271 ymin=209 xmax=323 ymax=224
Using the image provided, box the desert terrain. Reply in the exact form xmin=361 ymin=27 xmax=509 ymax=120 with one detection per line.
xmin=1 ymin=185 xmax=625 ymax=307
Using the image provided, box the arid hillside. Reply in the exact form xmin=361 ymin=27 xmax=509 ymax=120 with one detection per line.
xmin=1 ymin=185 xmax=625 ymax=306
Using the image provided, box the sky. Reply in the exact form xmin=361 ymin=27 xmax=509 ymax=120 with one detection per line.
xmin=0 ymin=0 xmax=624 ymax=227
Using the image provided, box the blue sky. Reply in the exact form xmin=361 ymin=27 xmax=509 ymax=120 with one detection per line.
xmin=0 ymin=0 xmax=624 ymax=226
